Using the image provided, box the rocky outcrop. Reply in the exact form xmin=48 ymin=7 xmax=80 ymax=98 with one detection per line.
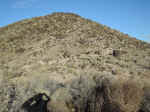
xmin=0 ymin=13 xmax=150 ymax=112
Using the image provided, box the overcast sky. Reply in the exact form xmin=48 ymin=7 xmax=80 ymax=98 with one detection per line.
xmin=0 ymin=0 xmax=150 ymax=43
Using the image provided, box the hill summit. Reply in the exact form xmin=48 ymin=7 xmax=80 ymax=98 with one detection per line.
xmin=0 ymin=12 xmax=150 ymax=112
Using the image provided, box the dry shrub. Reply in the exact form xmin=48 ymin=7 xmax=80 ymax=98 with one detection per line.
xmin=102 ymin=75 xmax=144 ymax=112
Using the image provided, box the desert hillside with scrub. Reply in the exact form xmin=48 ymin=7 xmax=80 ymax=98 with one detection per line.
xmin=0 ymin=12 xmax=150 ymax=112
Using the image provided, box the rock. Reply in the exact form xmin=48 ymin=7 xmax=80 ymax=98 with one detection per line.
xmin=21 ymin=93 xmax=50 ymax=112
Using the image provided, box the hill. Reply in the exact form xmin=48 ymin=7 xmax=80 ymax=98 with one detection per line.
xmin=0 ymin=12 xmax=150 ymax=112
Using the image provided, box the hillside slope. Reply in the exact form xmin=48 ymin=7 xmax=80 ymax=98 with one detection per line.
xmin=0 ymin=12 xmax=150 ymax=112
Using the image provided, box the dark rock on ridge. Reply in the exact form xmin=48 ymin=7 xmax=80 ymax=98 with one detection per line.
xmin=21 ymin=93 xmax=50 ymax=112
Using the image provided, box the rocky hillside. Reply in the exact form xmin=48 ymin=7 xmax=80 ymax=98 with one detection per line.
xmin=0 ymin=12 xmax=150 ymax=112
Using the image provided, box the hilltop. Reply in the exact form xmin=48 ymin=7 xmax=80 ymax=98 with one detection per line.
xmin=0 ymin=12 xmax=150 ymax=112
